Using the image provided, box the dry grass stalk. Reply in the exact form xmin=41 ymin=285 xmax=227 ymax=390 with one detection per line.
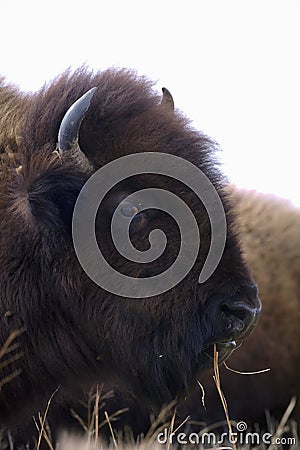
xmin=104 ymin=410 xmax=118 ymax=450
xmin=267 ymin=396 xmax=297 ymax=450
xmin=0 ymin=368 xmax=22 ymax=390
xmin=34 ymin=386 xmax=60 ymax=450
xmin=0 ymin=351 xmax=24 ymax=370
xmin=85 ymin=386 xmax=101 ymax=448
xmin=71 ymin=387 xmax=128 ymax=442
xmin=93 ymin=385 xmax=100 ymax=450
xmin=69 ymin=388 xmax=128 ymax=450
xmin=70 ymin=408 xmax=90 ymax=433
xmin=172 ymin=414 xmax=191 ymax=435
xmin=144 ymin=401 xmax=177 ymax=447
xmin=0 ymin=328 xmax=25 ymax=390
xmin=197 ymin=380 xmax=207 ymax=410
xmin=98 ymin=409 xmax=129 ymax=430
xmin=224 ymin=361 xmax=270 ymax=375
xmin=166 ymin=407 xmax=176 ymax=450
xmin=213 ymin=344 xmax=236 ymax=450
xmin=0 ymin=328 xmax=25 ymax=360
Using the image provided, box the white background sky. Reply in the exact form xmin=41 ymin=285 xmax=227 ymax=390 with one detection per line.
xmin=1 ymin=1 xmax=299 ymax=205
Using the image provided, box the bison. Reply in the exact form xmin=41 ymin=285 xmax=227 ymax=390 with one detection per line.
xmin=0 ymin=67 xmax=260 ymax=446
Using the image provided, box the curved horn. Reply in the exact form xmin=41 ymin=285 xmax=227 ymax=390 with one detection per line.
xmin=58 ymin=87 xmax=97 ymax=172
xmin=161 ymin=87 xmax=174 ymax=112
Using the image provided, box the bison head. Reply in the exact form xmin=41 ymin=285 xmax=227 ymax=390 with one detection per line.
xmin=0 ymin=68 xmax=260 ymax=428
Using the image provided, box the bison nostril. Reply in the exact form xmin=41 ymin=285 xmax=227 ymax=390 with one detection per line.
xmin=221 ymin=300 xmax=259 ymax=323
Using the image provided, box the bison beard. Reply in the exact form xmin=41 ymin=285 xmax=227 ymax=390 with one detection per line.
xmin=0 ymin=68 xmax=260 ymax=446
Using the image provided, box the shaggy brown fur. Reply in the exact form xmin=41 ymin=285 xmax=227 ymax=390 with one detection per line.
xmin=185 ymin=186 xmax=300 ymax=424
xmin=0 ymin=77 xmax=27 ymax=154
xmin=0 ymin=68 xmax=260 ymax=447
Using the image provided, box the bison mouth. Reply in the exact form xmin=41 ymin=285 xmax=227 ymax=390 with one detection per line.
xmin=214 ymin=340 xmax=237 ymax=363
xmin=198 ymin=297 xmax=261 ymax=371
xmin=198 ymin=340 xmax=237 ymax=371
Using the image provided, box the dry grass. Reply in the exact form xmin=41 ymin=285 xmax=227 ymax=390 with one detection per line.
xmin=17 ymin=384 xmax=299 ymax=450
xmin=0 ymin=328 xmax=25 ymax=390
xmin=0 ymin=388 xmax=298 ymax=449
xmin=0 ymin=336 xmax=298 ymax=449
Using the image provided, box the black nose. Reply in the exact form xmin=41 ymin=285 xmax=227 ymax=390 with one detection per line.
xmin=220 ymin=284 xmax=261 ymax=339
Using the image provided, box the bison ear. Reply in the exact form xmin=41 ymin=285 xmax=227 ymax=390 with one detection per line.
xmin=57 ymin=87 xmax=97 ymax=173
xmin=161 ymin=87 xmax=174 ymax=112
xmin=27 ymin=167 xmax=86 ymax=234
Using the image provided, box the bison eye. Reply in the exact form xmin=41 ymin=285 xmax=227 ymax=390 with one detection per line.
xmin=120 ymin=201 xmax=141 ymax=218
